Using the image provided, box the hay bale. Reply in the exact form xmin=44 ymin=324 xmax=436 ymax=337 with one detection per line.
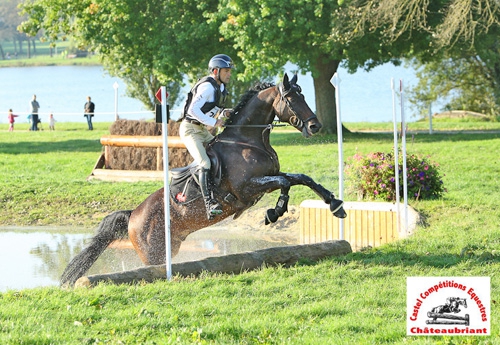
xmin=107 ymin=120 xmax=191 ymax=170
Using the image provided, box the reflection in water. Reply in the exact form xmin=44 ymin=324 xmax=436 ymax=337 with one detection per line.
xmin=0 ymin=227 xmax=297 ymax=292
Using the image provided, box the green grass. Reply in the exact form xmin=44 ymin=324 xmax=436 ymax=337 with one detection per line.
xmin=0 ymin=120 xmax=499 ymax=344
xmin=0 ymin=40 xmax=100 ymax=67
xmin=343 ymin=119 xmax=500 ymax=132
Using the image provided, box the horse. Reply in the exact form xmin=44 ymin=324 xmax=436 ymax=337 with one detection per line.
xmin=431 ymin=297 xmax=468 ymax=314
xmin=61 ymin=73 xmax=346 ymax=286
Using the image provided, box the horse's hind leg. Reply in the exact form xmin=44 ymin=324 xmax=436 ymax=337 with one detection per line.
xmin=60 ymin=210 xmax=132 ymax=287
xmin=128 ymin=190 xmax=185 ymax=266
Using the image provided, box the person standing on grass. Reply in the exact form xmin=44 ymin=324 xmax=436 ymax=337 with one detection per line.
xmin=29 ymin=94 xmax=40 ymax=131
xmin=84 ymin=96 xmax=95 ymax=130
xmin=48 ymin=113 xmax=56 ymax=131
xmin=7 ymin=109 xmax=19 ymax=132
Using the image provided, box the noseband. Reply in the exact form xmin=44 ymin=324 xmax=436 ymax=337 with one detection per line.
xmin=276 ymin=83 xmax=317 ymax=130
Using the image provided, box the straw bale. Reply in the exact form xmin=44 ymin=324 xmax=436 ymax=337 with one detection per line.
xmin=107 ymin=120 xmax=191 ymax=170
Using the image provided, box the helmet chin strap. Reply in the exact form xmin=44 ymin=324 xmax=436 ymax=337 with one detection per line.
xmin=212 ymin=68 xmax=221 ymax=83
xmin=212 ymin=68 xmax=221 ymax=84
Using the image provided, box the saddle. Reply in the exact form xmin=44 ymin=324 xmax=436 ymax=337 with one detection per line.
xmin=169 ymin=147 xmax=233 ymax=205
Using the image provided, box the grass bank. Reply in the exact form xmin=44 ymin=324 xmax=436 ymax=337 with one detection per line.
xmin=0 ymin=40 xmax=100 ymax=68
xmin=0 ymin=54 xmax=100 ymax=68
xmin=0 ymin=120 xmax=499 ymax=344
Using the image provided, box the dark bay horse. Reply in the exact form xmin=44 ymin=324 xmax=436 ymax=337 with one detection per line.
xmin=61 ymin=73 xmax=346 ymax=286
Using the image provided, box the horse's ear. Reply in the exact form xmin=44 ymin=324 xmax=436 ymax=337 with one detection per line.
xmin=282 ymin=73 xmax=290 ymax=91
xmin=290 ymin=73 xmax=298 ymax=85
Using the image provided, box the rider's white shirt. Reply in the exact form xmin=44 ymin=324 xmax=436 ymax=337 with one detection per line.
xmin=187 ymin=81 xmax=225 ymax=127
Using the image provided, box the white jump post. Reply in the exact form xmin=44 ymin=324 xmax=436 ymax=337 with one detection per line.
xmin=113 ymin=82 xmax=119 ymax=121
xmin=400 ymin=80 xmax=409 ymax=234
xmin=160 ymin=86 xmax=172 ymax=280
xmin=391 ymin=78 xmax=401 ymax=234
xmin=428 ymin=103 xmax=433 ymax=135
xmin=330 ymin=72 xmax=344 ymax=240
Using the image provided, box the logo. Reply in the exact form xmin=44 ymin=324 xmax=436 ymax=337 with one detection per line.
xmin=407 ymin=277 xmax=490 ymax=336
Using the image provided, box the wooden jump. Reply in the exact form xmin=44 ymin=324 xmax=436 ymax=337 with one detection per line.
xmin=426 ymin=312 xmax=470 ymax=326
xmin=100 ymin=135 xmax=185 ymax=148
xmin=88 ymin=135 xmax=186 ymax=182
xmin=300 ymin=200 xmax=419 ymax=251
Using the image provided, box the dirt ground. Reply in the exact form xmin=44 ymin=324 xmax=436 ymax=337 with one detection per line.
xmin=210 ymin=205 xmax=301 ymax=244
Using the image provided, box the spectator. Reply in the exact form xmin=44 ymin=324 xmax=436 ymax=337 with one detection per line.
xmin=84 ymin=96 xmax=95 ymax=130
xmin=7 ymin=109 xmax=19 ymax=132
xmin=29 ymin=94 xmax=40 ymax=131
xmin=48 ymin=113 xmax=56 ymax=131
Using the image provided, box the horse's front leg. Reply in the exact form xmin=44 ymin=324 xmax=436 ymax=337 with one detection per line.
xmin=279 ymin=172 xmax=347 ymax=219
xmin=240 ymin=175 xmax=292 ymax=224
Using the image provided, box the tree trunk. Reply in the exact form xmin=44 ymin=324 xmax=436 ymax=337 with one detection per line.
xmin=312 ymin=54 xmax=347 ymax=135
xmin=492 ymin=60 xmax=500 ymax=114
xmin=17 ymin=37 xmax=23 ymax=55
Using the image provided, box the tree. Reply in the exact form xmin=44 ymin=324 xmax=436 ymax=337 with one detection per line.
xmin=215 ymin=0 xmax=447 ymax=134
xmin=23 ymin=0 xmax=474 ymax=132
xmin=409 ymin=57 xmax=499 ymax=117
xmin=215 ymin=0 xmax=348 ymax=133
xmin=0 ymin=0 xmax=29 ymax=58
xmin=19 ymin=0 xmax=241 ymax=110
xmin=351 ymin=0 xmax=500 ymax=116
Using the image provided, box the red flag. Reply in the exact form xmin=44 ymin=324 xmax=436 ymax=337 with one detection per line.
xmin=155 ymin=88 xmax=169 ymax=102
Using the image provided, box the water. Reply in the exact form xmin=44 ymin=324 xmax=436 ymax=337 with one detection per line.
xmin=1 ymin=63 xmax=421 ymax=124
xmin=0 ymin=227 xmax=297 ymax=292
xmin=0 ymin=65 xmax=150 ymax=123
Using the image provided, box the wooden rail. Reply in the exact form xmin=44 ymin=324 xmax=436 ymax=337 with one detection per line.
xmin=100 ymin=135 xmax=185 ymax=148
xmin=88 ymin=135 xmax=186 ymax=182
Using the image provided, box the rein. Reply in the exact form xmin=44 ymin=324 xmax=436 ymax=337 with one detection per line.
xmin=223 ymin=123 xmax=287 ymax=128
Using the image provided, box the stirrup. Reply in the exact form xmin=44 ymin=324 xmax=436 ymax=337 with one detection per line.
xmin=205 ymin=198 xmax=223 ymax=220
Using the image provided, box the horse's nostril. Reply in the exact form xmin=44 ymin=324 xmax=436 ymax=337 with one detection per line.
xmin=309 ymin=123 xmax=322 ymax=133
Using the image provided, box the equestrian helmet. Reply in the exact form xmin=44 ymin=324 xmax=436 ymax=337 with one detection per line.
xmin=208 ymin=54 xmax=234 ymax=70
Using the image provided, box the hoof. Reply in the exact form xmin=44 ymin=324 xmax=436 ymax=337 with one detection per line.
xmin=333 ymin=207 xmax=347 ymax=219
xmin=329 ymin=199 xmax=344 ymax=214
xmin=265 ymin=209 xmax=279 ymax=225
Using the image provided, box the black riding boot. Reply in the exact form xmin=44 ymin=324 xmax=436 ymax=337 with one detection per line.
xmin=198 ymin=168 xmax=223 ymax=220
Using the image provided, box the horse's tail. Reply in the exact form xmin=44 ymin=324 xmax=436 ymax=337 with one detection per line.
xmin=60 ymin=210 xmax=132 ymax=287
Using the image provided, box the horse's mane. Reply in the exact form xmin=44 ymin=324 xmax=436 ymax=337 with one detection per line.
xmin=226 ymin=82 xmax=275 ymax=125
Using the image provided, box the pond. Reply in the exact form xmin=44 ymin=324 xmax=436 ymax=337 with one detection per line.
xmin=1 ymin=63 xmax=422 ymax=124
xmin=0 ymin=225 xmax=298 ymax=292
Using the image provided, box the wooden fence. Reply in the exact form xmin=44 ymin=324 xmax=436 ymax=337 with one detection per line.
xmin=300 ymin=200 xmax=418 ymax=251
xmin=88 ymin=135 xmax=186 ymax=182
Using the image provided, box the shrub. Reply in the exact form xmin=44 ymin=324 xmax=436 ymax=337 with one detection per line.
xmin=345 ymin=151 xmax=446 ymax=201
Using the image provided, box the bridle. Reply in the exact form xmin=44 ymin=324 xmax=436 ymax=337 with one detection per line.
xmin=217 ymin=81 xmax=316 ymax=155
xmin=275 ymin=82 xmax=317 ymax=130
xmin=223 ymin=81 xmax=316 ymax=132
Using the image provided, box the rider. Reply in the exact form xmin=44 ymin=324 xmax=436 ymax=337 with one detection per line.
xmin=445 ymin=297 xmax=464 ymax=313
xmin=180 ymin=54 xmax=234 ymax=220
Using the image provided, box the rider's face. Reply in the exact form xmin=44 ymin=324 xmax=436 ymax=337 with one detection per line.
xmin=217 ymin=68 xmax=232 ymax=84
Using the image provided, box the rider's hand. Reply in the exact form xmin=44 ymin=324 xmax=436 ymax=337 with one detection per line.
xmin=214 ymin=118 xmax=225 ymax=128
xmin=221 ymin=108 xmax=233 ymax=118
